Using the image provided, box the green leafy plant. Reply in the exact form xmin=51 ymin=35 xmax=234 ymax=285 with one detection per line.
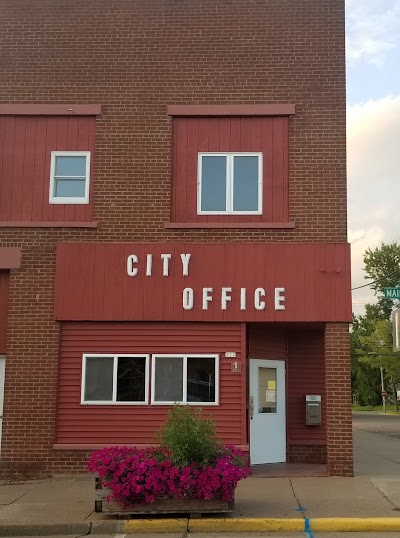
xmin=156 ymin=405 xmax=220 ymax=467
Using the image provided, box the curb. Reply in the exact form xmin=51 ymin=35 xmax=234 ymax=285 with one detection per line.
xmin=0 ymin=523 xmax=92 ymax=537
xmin=124 ymin=517 xmax=400 ymax=533
xmin=2 ymin=517 xmax=400 ymax=535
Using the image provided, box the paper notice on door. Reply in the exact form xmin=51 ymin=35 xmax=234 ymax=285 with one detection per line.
xmin=266 ymin=389 xmax=276 ymax=402
xmin=267 ymin=380 xmax=276 ymax=390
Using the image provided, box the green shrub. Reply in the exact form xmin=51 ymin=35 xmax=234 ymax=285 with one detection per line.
xmin=156 ymin=405 xmax=220 ymax=467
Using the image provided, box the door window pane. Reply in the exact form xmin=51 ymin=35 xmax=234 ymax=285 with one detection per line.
xmin=84 ymin=356 xmax=113 ymax=401
xmin=233 ymin=155 xmax=259 ymax=211
xmin=187 ymin=357 xmax=215 ymax=402
xmin=117 ymin=356 xmax=146 ymax=402
xmin=154 ymin=357 xmax=183 ymax=401
xmin=200 ymin=156 xmax=227 ymax=211
xmin=258 ymin=367 xmax=277 ymax=413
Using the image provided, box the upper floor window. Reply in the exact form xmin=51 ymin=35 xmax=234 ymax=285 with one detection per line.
xmin=198 ymin=153 xmax=262 ymax=215
xmin=50 ymin=151 xmax=91 ymax=204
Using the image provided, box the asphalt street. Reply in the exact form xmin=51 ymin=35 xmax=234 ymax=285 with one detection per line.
xmin=353 ymin=411 xmax=400 ymax=477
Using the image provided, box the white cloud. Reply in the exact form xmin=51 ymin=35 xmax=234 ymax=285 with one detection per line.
xmin=346 ymin=0 xmax=400 ymax=66
xmin=347 ymin=95 xmax=400 ymax=314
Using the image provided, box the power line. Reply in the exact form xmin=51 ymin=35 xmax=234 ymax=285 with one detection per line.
xmin=351 ymin=267 xmax=400 ymax=291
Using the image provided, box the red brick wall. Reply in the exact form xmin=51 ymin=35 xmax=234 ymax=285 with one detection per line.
xmin=0 ymin=0 xmax=348 ymax=478
xmin=325 ymin=323 xmax=353 ymax=476
xmin=0 ymin=271 xmax=9 ymax=354
xmin=288 ymin=444 xmax=327 ymax=465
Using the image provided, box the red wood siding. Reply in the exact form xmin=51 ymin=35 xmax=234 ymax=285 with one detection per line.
xmin=0 ymin=115 xmax=95 ymax=223
xmin=287 ymin=327 xmax=326 ymax=445
xmin=247 ymin=324 xmax=287 ymax=359
xmin=55 ymin=242 xmax=352 ymax=323
xmin=0 ymin=271 xmax=9 ymax=354
xmin=56 ymin=322 xmax=245 ymax=446
xmin=171 ymin=117 xmax=289 ymax=224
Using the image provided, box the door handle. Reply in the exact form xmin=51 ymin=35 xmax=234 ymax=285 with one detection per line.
xmin=250 ymin=396 xmax=254 ymax=420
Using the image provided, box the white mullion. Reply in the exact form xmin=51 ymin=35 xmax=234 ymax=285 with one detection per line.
xmin=81 ymin=356 xmax=87 ymax=404
xmin=258 ymin=154 xmax=262 ymax=212
xmin=112 ymin=356 xmax=118 ymax=403
xmin=197 ymin=154 xmax=203 ymax=213
xmin=226 ymin=154 xmax=232 ymax=213
xmin=183 ymin=356 xmax=188 ymax=403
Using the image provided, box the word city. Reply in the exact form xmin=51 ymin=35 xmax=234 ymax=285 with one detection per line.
xmin=126 ymin=253 xmax=285 ymax=311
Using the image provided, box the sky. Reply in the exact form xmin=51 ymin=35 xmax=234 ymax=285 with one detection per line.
xmin=346 ymin=0 xmax=400 ymax=315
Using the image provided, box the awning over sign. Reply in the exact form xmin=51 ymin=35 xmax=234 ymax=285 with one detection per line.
xmin=54 ymin=242 xmax=352 ymax=323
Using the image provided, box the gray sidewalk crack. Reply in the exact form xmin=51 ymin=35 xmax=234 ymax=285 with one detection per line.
xmin=78 ymin=521 xmax=92 ymax=536
xmin=5 ymin=486 xmax=36 ymax=506
xmin=369 ymin=477 xmax=399 ymax=511
xmin=289 ymin=478 xmax=307 ymax=518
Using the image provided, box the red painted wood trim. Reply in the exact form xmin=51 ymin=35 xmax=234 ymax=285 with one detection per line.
xmin=0 ymin=247 xmax=21 ymax=269
xmin=0 ymin=221 xmax=97 ymax=228
xmin=0 ymin=104 xmax=101 ymax=116
xmin=167 ymin=104 xmax=295 ymax=116
xmin=53 ymin=443 xmax=250 ymax=451
xmin=165 ymin=222 xmax=295 ymax=229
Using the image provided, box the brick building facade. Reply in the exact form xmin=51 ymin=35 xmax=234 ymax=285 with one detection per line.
xmin=0 ymin=0 xmax=352 ymax=479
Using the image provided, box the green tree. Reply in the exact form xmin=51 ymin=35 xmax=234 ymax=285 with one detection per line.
xmin=364 ymin=242 xmax=400 ymax=318
xmin=358 ymin=319 xmax=400 ymax=411
xmin=351 ymin=312 xmax=381 ymax=406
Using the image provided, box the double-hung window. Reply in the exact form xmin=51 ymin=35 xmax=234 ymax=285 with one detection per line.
xmin=82 ymin=354 xmax=149 ymax=404
xmin=50 ymin=151 xmax=91 ymax=204
xmin=198 ymin=153 xmax=262 ymax=215
xmin=151 ymin=354 xmax=219 ymax=405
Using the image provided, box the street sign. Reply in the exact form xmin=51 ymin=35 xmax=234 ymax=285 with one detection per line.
xmin=381 ymin=391 xmax=388 ymax=398
xmin=384 ymin=287 xmax=400 ymax=299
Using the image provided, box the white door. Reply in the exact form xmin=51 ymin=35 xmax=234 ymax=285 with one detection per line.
xmin=0 ymin=358 xmax=4 ymax=454
xmin=249 ymin=359 xmax=286 ymax=464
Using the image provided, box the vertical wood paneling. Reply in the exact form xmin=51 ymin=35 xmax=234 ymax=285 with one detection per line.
xmin=55 ymin=242 xmax=352 ymax=323
xmin=0 ymin=115 xmax=95 ymax=223
xmin=171 ymin=116 xmax=289 ymax=224
xmin=287 ymin=327 xmax=326 ymax=444
xmin=247 ymin=324 xmax=287 ymax=359
xmin=0 ymin=117 xmax=16 ymax=220
xmin=20 ymin=118 xmax=37 ymax=220
xmin=0 ymin=271 xmax=10 ymax=354
xmin=10 ymin=119 xmax=26 ymax=220
xmin=31 ymin=118 xmax=47 ymax=222
xmin=56 ymin=322 xmax=244 ymax=446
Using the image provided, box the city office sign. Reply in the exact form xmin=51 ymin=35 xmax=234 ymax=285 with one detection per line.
xmin=126 ymin=252 xmax=285 ymax=312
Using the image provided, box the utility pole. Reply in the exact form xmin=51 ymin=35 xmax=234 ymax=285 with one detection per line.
xmin=380 ymin=361 xmax=386 ymax=413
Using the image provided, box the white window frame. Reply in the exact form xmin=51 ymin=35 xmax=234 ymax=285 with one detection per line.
xmin=197 ymin=152 xmax=263 ymax=215
xmin=49 ymin=151 xmax=91 ymax=204
xmin=81 ymin=354 xmax=149 ymax=405
xmin=151 ymin=354 xmax=219 ymax=406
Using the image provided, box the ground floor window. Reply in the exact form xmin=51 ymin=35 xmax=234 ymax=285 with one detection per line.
xmin=82 ymin=354 xmax=149 ymax=404
xmin=151 ymin=354 xmax=219 ymax=405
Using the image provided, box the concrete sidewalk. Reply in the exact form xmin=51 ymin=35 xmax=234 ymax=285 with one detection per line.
xmin=0 ymin=475 xmax=399 ymax=534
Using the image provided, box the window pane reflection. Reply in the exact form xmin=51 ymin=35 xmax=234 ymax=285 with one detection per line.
xmin=258 ymin=367 xmax=277 ymax=413
xmin=187 ymin=357 xmax=215 ymax=402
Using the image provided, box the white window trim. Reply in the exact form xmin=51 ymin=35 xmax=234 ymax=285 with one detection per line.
xmin=151 ymin=354 xmax=219 ymax=406
xmin=197 ymin=152 xmax=263 ymax=215
xmin=49 ymin=151 xmax=91 ymax=205
xmin=81 ymin=354 xmax=150 ymax=405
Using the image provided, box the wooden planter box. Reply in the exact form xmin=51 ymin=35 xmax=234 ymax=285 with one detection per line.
xmin=95 ymin=478 xmax=234 ymax=516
